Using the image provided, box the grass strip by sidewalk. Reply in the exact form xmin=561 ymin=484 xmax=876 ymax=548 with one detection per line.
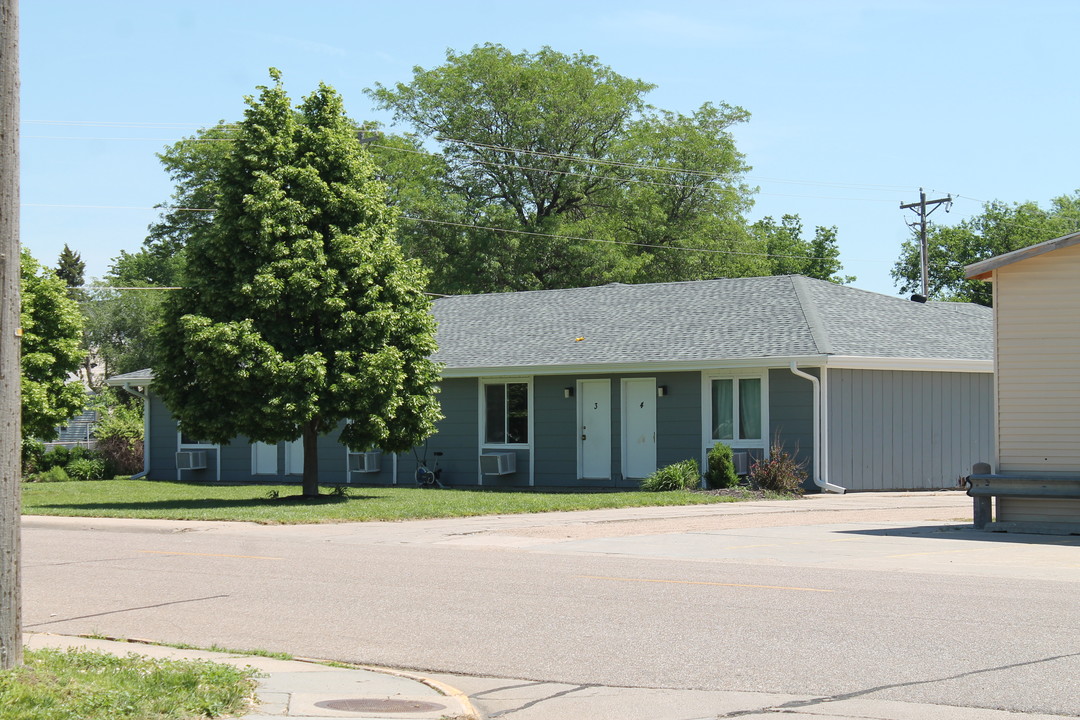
xmin=21 ymin=479 xmax=779 ymax=524
xmin=0 ymin=647 xmax=256 ymax=720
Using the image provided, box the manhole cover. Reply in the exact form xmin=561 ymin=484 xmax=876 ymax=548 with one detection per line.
xmin=314 ymin=697 xmax=448 ymax=713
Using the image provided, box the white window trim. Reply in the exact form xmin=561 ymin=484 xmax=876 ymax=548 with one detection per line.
xmin=175 ymin=429 xmax=219 ymax=482
xmin=701 ymin=370 xmax=770 ymax=454
xmin=478 ymin=377 xmax=533 ymax=449
xmin=176 ymin=428 xmax=216 ymax=450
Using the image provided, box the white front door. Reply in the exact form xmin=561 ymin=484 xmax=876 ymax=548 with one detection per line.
xmin=579 ymin=379 xmax=611 ymax=479
xmin=622 ymin=378 xmax=657 ymax=479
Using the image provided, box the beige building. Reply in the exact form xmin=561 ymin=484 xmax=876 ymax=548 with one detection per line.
xmin=965 ymin=231 xmax=1080 ymax=533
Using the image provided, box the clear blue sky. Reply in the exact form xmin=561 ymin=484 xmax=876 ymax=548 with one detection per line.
xmin=19 ymin=0 xmax=1080 ymax=296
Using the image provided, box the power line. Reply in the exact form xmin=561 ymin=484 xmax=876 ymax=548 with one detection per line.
xmin=436 ymin=136 xmax=914 ymax=193
xmin=20 ymin=201 xmax=893 ymax=263
xmin=23 ymin=203 xmax=213 ymax=212
xmin=371 ymin=142 xmax=746 ymax=196
xmin=78 ymin=285 xmax=182 ymax=290
xmin=24 ymin=118 xmax=923 ymax=198
xmin=400 ymin=216 xmax=882 ymax=262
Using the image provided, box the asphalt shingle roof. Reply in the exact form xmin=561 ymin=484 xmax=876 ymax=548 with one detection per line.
xmin=431 ymin=275 xmax=992 ymax=370
xmin=108 ymin=275 xmax=994 ymax=383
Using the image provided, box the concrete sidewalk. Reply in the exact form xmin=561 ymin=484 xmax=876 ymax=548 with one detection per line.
xmin=23 ymin=633 xmax=481 ymax=720
xmin=25 ymin=632 xmax=1074 ymax=720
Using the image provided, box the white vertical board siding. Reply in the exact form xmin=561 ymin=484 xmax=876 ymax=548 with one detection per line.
xmin=995 ymin=243 xmax=1080 ymax=474
xmin=826 ymin=369 xmax=993 ymax=490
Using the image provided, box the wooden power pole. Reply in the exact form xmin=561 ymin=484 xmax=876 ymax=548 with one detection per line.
xmin=900 ymin=188 xmax=952 ymax=299
xmin=0 ymin=0 xmax=20 ymax=670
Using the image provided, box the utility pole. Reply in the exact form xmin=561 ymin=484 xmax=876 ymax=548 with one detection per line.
xmin=0 ymin=0 xmax=20 ymax=670
xmin=900 ymin=188 xmax=952 ymax=298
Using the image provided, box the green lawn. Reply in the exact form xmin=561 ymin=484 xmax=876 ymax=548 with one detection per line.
xmin=0 ymin=648 xmax=256 ymax=720
xmin=20 ymin=479 xmax=770 ymax=524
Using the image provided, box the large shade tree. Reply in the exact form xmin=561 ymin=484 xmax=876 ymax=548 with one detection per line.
xmin=369 ymin=44 xmax=764 ymax=292
xmin=135 ymin=45 xmax=852 ymax=297
xmin=20 ymin=249 xmax=85 ymax=440
xmin=153 ymin=70 xmax=442 ymax=497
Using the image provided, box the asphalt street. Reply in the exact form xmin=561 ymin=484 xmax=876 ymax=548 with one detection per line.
xmin=19 ymin=492 xmax=1080 ymax=718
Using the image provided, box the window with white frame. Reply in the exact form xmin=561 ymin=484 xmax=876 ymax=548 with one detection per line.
xmin=483 ymin=380 xmax=529 ymax=445
xmin=710 ymin=375 xmax=763 ymax=443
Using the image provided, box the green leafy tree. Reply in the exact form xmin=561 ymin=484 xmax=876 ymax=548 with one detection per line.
xmin=20 ymin=249 xmax=86 ymax=440
xmin=81 ymin=285 xmax=164 ymax=381
xmin=369 ymin=43 xmax=768 ymax=292
xmin=76 ymin=250 xmax=178 ymax=386
xmin=139 ymin=45 xmax=849 ymax=295
xmin=892 ymin=191 xmax=1080 ymax=305
xmin=144 ymin=121 xmax=237 ymax=284
xmin=153 ymin=70 xmax=442 ymax=497
xmin=751 ymin=215 xmax=853 ymax=283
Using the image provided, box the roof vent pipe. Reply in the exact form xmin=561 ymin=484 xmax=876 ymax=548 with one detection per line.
xmin=910 ymin=294 xmax=927 ymax=303
xmin=789 ymin=361 xmax=845 ymax=494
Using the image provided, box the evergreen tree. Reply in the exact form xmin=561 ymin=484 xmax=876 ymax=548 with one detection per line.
xmin=153 ymin=70 xmax=442 ymax=497
xmin=54 ymin=244 xmax=85 ymax=288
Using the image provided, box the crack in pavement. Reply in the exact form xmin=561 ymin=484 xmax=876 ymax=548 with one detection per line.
xmin=479 ymin=681 xmax=601 ymax=718
xmin=715 ymin=651 xmax=1080 ymax=717
xmin=25 ymin=594 xmax=231 ymax=628
xmin=24 ymin=555 xmax=147 ymax=568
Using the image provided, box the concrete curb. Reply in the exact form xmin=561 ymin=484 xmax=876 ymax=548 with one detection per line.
xmin=22 ymin=633 xmax=483 ymax=720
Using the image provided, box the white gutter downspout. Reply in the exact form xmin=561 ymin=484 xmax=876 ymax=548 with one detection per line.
xmin=118 ymin=383 xmax=150 ymax=479
xmin=789 ymin=361 xmax=845 ymax=494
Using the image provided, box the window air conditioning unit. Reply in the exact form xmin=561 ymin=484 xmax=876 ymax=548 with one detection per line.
xmin=176 ymin=450 xmax=207 ymax=470
xmin=480 ymin=451 xmax=516 ymax=476
xmin=348 ymin=451 xmax=381 ymax=473
xmin=732 ymin=451 xmax=749 ymax=476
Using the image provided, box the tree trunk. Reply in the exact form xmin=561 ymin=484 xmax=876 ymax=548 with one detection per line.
xmin=0 ymin=0 xmax=21 ymax=670
xmin=301 ymin=421 xmax=320 ymax=498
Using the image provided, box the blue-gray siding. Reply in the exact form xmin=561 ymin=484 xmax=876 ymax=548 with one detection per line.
xmin=826 ymin=369 xmax=993 ymax=490
xmin=141 ymin=366 xmax=992 ymax=492
xmin=768 ymin=368 xmax=816 ymax=490
xmin=147 ymin=394 xmax=179 ymax=480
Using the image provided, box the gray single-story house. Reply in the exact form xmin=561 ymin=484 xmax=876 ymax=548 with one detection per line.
xmin=107 ymin=274 xmax=994 ymax=492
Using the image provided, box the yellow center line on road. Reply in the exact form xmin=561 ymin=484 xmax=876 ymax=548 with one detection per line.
xmin=577 ymin=575 xmax=834 ymax=593
xmin=138 ymin=550 xmax=284 ymax=561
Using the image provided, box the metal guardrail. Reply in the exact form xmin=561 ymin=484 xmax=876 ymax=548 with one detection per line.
xmin=966 ymin=473 xmax=1080 ymax=499
xmin=966 ymin=471 xmax=1080 ymax=529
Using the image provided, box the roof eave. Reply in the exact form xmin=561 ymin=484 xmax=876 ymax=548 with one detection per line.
xmin=437 ymin=354 xmax=992 ymax=378
xmin=964 ymin=231 xmax=1080 ymax=279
